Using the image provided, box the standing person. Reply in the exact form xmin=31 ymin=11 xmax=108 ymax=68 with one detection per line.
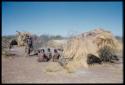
xmin=25 ymin=35 xmax=33 ymax=56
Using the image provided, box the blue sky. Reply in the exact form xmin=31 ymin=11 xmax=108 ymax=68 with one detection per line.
xmin=2 ymin=2 xmax=123 ymax=37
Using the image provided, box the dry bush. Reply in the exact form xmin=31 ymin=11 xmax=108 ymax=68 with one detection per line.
xmin=98 ymin=46 xmax=119 ymax=63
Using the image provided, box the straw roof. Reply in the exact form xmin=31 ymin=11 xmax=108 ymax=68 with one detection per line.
xmin=46 ymin=28 xmax=122 ymax=72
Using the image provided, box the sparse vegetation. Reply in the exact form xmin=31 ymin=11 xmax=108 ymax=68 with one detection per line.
xmin=98 ymin=46 xmax=119 ymax=63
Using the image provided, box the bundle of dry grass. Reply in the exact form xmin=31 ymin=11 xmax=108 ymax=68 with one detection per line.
xmin=16 ymin=31 xmax=31 ymax=46
xmin=46 ymin=28 xmax=122 ymax=72
xmin=61 ymin=28 xmax=122 ymax=71
xmin=93 ymin=29 xmax=122 ymax=52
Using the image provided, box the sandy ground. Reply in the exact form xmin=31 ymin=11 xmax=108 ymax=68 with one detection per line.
xmin=2 ymin=46 xmax=123 ymax=83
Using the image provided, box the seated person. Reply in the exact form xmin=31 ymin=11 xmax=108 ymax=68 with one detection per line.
xmin=53 ymin=49 xmax=60 ymax=62
xmin=37 ymin=49 xmax=49 ymax=62
xmin=46 ymin=48 xmax=52 ymax=61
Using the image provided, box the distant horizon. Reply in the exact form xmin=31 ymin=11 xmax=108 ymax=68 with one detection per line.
xmin=2 ymin=28 xmax=123 ymax=38
xmin=2 ymin=2 xmax=123 ymax=37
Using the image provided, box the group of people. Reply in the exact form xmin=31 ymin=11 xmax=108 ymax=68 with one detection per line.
xmin=37 ymin=48 xmax=61 ymax=62
xmin=25 ymin=35 xmax=62 ymax=62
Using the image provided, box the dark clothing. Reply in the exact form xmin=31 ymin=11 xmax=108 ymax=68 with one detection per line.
xmin=27 ymin=37 xmax=32 ymax=45
xmin=25 ymin=36 xmax=33 ymax=55
xmin=53 ymin=52 xmax=60 ymax=62
xmin=25 ymin=36 xmax=32 ymax=45
xmin=47 ymin=51 xmax=52 ymax=61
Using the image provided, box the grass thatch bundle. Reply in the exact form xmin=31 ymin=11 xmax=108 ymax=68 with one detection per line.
xmin=93 ymin=30 xmax=122 ymax=52
xmin=46 ymin=28 xmax=122 ymax=72
xmin=16 ymin=31 xmax=31 ymax=46
xmin=60 ymin=28 xmax=122 ymax=71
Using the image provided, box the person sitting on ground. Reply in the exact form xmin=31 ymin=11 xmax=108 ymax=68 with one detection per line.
xmin=37 ymin=49 xmax=44 ymax=62
xmin=46 ymin=48 xmax=52 ymax=61
xmin=37 ymin=49 xmax=49 ymax=62
xmin=53 ymin=49 xmax=60 ymax=62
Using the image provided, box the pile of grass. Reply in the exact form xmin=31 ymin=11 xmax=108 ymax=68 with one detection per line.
xmin=16 ymin=31 xmax=31 ymax=46
xmin=63 ymin=29 xmax=122 ymax=70
xmin=46 ymin=28 xmax=122 ymax=72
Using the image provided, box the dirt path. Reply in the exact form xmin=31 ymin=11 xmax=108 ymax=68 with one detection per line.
xmin=2 ymin=47 xmax=123 ymax=83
